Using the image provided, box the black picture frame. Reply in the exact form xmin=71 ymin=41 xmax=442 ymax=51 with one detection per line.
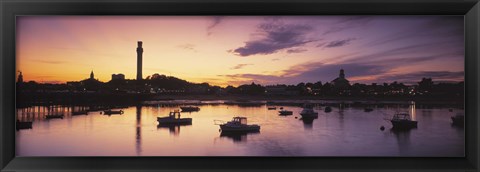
xmin=1 ymin=0 xmax=479 ymax=171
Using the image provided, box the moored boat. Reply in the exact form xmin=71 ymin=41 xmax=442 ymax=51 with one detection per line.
xmin=45 ymin=114 xmax=64 ymax=119
xmin=102 ymin=110 xmax=124 ymax=115
xmin=16 ymin=120 xmax=32 ymax=130
xmin=180 ymin=106 xmax=200 ymax=112
xmin=218 ymin=117 xmax=260 ymax=132
xmin=72 ymin=111 xmax=88 ymax=116
xmin=324 ymin=106 xmax=332 ymax=113
xmin=391 ymin=112 xmax=417 ymax=129
xmin=364 ymin=107 xmax=374 ymax=112
xmin=278 ymin=110 xmax=293 ymax=115
xmin=451 ymin=113 xmax=464 ymax=126
xmin=157 ymin=110 xmax=192 ymax=125
xmin=300 ymin=104 xmax=318 ymax=118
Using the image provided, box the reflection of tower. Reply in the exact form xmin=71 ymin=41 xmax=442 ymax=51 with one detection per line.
xmin=136 ymin=41 xmax=143 ymax=81
xmin=135 ymin=105 xmax=142 ymax=155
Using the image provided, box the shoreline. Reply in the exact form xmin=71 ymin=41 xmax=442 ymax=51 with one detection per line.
xmin=144 ymin=94 xmax=464 ymax=107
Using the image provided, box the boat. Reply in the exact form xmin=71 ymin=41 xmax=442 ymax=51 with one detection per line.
xmin=267 ymin=107 xmax=277 ymax=110
xmin=300 ymin=104 xmax=318 ymax=118
xmin=278 ymin=110 xmax=293 ymax=115
xmin=364 ymin=107 xmax=374 ymax=112
xmin=45 ymin=114 xmax=64 ymax=119
xmin=451 ymin=113 xmax=464 ymax=126
xmin=16 ymin=120 xmax=32 ymax=130
xmin=157 ymin=110 xmax=192 ymax=125
xmin=390 ymin=112 xmax=418 ymax=129
xmin=218 ymin=117 xmax=260 ymax=132
xmin=324 ymin=106 xmax=332 ymax=113
xmin=180 ymin=106 xmax=200 ymax=112
xmin=86 ymin=107 xmax=109 ymax=112
xmin=72 ymin=111 xmax=88 ymax=116
xmin=102 ymin=110 xmax=124 ymax=115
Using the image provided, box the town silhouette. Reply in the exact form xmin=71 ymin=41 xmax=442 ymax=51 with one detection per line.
xmin=16 ymin=41 xmax=464 ymax=107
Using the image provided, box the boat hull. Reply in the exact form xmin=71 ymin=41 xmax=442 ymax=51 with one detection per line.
xmin=103 ymin=110 xmax=124 ymax=115
xmin=180 ymin=107 xmax=200 ymax=112
xmin=451 ymin=116 xmax=464 ymax=126
xmin=391 ymin=120 xmax=417 ymax=129
xmin=220 ymin=125 xmax=260 ymax=132
xmin=324 ymin=107 xmax=332 ymax=113
xmin=72 ymin=111 xmax=88 ymax=115
xmin=45 ymin=114 xmax=64 ymax=119
xmin=157 ymin=117 xmax=192 ymax=125
xmin=16 ymin=121 xmax=32 ymax=130
xmin=279 ymin=111 xmax=293 ymax=115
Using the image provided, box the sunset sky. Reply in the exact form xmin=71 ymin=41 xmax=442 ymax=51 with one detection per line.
xmin=16 ymin=16 xmax=464 ymax=87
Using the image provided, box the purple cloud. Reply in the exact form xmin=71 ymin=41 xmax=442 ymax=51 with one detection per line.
xmin=286 ymin=48 xmax=308 ymax=54
xmin=232 ymin=21 xmax=317 ymax=56
xmin=323 ymin=38 xmax=356 ymax=48
xmin=207 ymin=16 xmax=224 ymax=36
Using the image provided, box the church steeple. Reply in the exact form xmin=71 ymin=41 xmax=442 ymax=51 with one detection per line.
xmin=339 ymin=69 xmax=345 ymax=79
xmin=90 ymin=70 xmax=94 ymax=80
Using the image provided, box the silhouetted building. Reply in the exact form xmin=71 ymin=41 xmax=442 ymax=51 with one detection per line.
xmin=265 ymin=85 xmax=299 ymax=96
xmin=112 ymin=74 xmax=125 ymax=81
xmin=331 ymin=69 xmax=350 ymax=90
xmin=80 ymin=70 xmax=103 ymax=91
xmin=17 ymin=71 xmax=23 ymax=83
xmin=137 ymin=41 xmax=143 ymax=81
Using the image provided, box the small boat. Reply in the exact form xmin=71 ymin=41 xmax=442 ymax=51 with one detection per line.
xmin=16 ymin=120 xmax=32 ymax=130
xmin=157 ymin=110 xmax=192 ymax=125
xmin=45 ymin=114 xmax=64 ymax=119
xmin=72 ymin=111 xmax=88 ymax=116
xmin=391 ymin=112 xmax=417 ymax=129
xmin=300 ymin=104 xmax=318 ymax=118
xmin=364 ymin=107 xmax=374 ymax=112
xmin=267 ymin=107 xmax=277 ymax=110
xmin=324 ymin=106 xmax=332 ymax=113
xmin=102 ymin=110 xmax=124 ymax=115
xmin=279 ymin=107 xmax=284 ymax=110
xmin=87 ymin=107 xmax=109 ymax=112
xmin=219 ymin=117 xmax=260 ymax=132
xmin=279 ymin=110 xmax=293 ymax=115
xmin=180 ymin=106 xmax=200 ymax=112
xmin=451 ymin=113 xmax=464 ymax=126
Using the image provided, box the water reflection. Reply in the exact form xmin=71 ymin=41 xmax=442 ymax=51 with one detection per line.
xmin=136 ymin=105 xmax=142 ymax=155
xmin=220 ymin=131 xmax=260 ymax=143
xmin=300 ymin=117 xmax=317 ymax=130
xmin=15 ymin=102 xmax=465 ymax=156
xmin=157 ymin=123 xmax=191 ymax=136
xmin=390 ymin=128 xmax=414 ymax=154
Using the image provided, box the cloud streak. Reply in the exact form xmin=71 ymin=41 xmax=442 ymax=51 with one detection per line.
xmin=286 ymin=48 xmax=308 ymax=54
xmin=323 ymin=38 xmax=356 ymax=48
xmin=33 ymin=60 xmax=67 ymax=64
xmin=322 ymin=16 xmax=373 ymax=35
xmin=207 ymin=16 xmax=224 ymax=36
xmin=231 ymin=63 xmax=253 ymax=70
xmin=177 ymin=44 xmax=196 ymax=52
xmin=232 ymin=20 xmax=317 ymax=56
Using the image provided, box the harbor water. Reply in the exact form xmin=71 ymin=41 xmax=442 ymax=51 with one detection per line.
xmin=16 ymin=101 xmax=464 ymax=156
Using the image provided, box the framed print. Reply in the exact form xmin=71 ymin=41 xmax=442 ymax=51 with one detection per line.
xmin=1 ymin=0 xmax=479 ymax=171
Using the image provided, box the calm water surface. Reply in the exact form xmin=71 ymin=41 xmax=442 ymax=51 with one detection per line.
xmin=16 ymin=101 xmax=464 ymax=156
